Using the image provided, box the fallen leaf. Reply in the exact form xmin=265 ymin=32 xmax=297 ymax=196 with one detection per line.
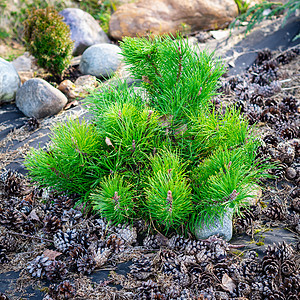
xmin=43 ymin=249 xmax=62 ymax=260
xmin=221 ymin=273 xmax=236 ymax=292
xmin=28 ymin=209 xmax=40 ymax=222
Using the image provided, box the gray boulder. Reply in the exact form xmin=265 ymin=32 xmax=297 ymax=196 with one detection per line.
xmin=60 ymin=8 xmax=110 ymax=56
xmin=16 ymin=78 xmax=68 ymax=118
xmin=0 ymin=57 xmax=21 ymax=104
xmin=79 ymin=44 xmax=122 ymax=78
xmin=195 ymin=208 xmax=233 ymax=241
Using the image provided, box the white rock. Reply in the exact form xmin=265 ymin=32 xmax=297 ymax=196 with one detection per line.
xmin=16 ymin=78 xmax=68 ymax=118
xmin=60 ymin=8 xmax=110 ymax=56
xmin=11 ymin=52 xmax=35 ymax=72
xmin=0 ymin=57 xmax=21 ymax=104
xmin=79 ymin=44 xmax=122 ymax=78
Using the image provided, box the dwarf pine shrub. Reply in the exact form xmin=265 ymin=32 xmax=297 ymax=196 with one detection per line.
xmin=23 ymin=6 xmax=74 ymax=78
xmin=25 ymin=35 xmax=273 ymax=234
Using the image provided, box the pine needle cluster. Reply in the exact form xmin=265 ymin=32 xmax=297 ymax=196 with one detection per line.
xmin=25 ymin=35 xmax=273 ymax=235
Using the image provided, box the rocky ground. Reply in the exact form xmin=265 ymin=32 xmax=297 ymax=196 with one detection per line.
xmin=0 ymin=12 xmax=299 ymax=300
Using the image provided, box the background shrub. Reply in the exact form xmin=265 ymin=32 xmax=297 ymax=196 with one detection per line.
xmin=23 ymin=6 xmax=74 ymax=78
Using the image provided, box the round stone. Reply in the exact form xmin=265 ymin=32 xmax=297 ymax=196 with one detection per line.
xmin=79 ymin=44 xmax=122 ymax=78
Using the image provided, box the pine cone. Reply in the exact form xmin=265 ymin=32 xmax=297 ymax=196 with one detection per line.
xmin=255 ymin=49 xmax=272 ymax=65
xmin=93 ymin=247 xmax=112 ymax=268
xmin=115 ymin=224 xmax=137 ymax=245
xmin=213 ymin=262 xmax=229 ymax=281
xmin=22 ymin=220 xmax=36 ymax=234
xmin=27 ymin=255 xmax=52 ymax=278
xmin=143 ymin=234 xmax=160 ymax=249
xmin=106 ymin=234 xmax=125 ymax=253
xmin=237 ymin=281 xmax=251 ymax=297
xmin=168 ymin=234 xmax=188 ymax=251
xmin=48 ymin=280 xmax=76 ymax=300
xmin=0 ymin=234 xmax=18 ymax=252
xmin=263 ymin=198 xmax=286 ymax=220
xmin=61 ymin=208 xmax=82 ymax=226
xmin=45 ymin=260 xmax=68 ymax=281
xmin=291 ymin=198 xmax=300 ymax=213
xmin=2 ymin=170 xmax=24 ymax=196
xmin=0 ymin=208 xmax=24 ymax=230
xmin=43 ymin=214 xmax=62 ymax=234
xmin=76 ymin=253 xmax=95 ymax=275
xmin=198 ymin=272 xmax=215 ymax=290
xmin=25 ymin=117 xmax=40 ymax=131
xmin=130 ymin=256 xmax=153 ymax=280
xmin=266 ymin=242 xmax=294 ymax=262
xmin=135 ymin=280 xmax=166 ymax=300
xmin=54 ymin=229 xmax=79 ymax=252
xmin=261 ymin=256 xmax=280 ymax=277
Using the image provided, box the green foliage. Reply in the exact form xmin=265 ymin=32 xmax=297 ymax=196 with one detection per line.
xmin=121 ymin=35 xmax=225 ymax=128
xmin=25 ymin=35 xmax=273 ymax=234
xmin=189 ymin=106 xmax=249 ymax=157
xmin=234 ymin=0 xmax=250 ymax=14
xmin=231 ymin=0 xmax=300 ymax=40
xmin=23 ymin=6 xmax=74 ymax=77
xmin=145 ymin=151 xmax=192 ymax=230
xmin=90 ymin=175 xmax=136 ymax=224
xmin=25 ymin=119 xmax=103 ymax=196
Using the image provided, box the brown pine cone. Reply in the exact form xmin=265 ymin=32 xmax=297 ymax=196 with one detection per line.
xmin=261 ymin=256 xmax=280 ymax=277
xmin=48 ymin=280 xmax=76 ymax=300
xmin=0 ymin=293 xmax=10 ymax=300
xmin=43 ymin=214 xmax=62 ymax=234
xmin=106 ymin=234 xmax=125 ymax=254
xmin=130 ymin=256 xmax=153 ymax=280
xmin=45 ymin=260 xmax=68 ymax=282
xmin=263 ymin=198 xmax=286 ymax=220
xmin=0 ymin=246 xmax=8 ymax=264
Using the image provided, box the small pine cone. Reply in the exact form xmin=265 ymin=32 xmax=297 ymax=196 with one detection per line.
xmin=234 ymin=210 xmax=255 ymax=234
xmin=199 ymin=272 xmax=215 ymax=290
xmin=266 ymin=241 xmax=294 ymax=262
xmin=115 ymin=224 xmax=137 ymax=245
xmin=281 ymin=260 xmax=297 ymax=277
xmin=143 ymin=234 xmax=160 ymax=249
xmin=106 ymin=234 xmax=125 ymax=253
xmin=280 ymin=275 xmax=300 ymax=294
xmin=250 ymin=93 xmax=264 ymax=106
xmin=263 ymin=198 xmax=286 ymax=220
xmin=0 ymin=246 xmax=8 ymax=264
xmin=2 ymin=170 xmax=24 ymax=196
xmin=264 ymin=290 xmax=285 ymax=300
xmin=291 ymin=198 xmax=300 ymax=213
xmin=54 ymin=229 xmax=79 ymax=252
xmin=45 ymin=260 xmax=68 ymax=281
xmin=0 ymin=293 xmax=10 ymax=300
xmin=0 ymin=208 xmax=24 ymax=230
xmin=280 ymin=95 xmax=299 ymax=113
xmin=159 ymin=249 xmax=176 ymax=263
xmin=61 ymin=208 xmax=82 ymax=226
xmin=43 ymin=214 xmax=62 ymax=234
xmin=263 ymin=134 xmax=281 ymax=146
xmin=76 ymin=253 xmax=95 ymax=275
xmin=235 ymin=81 xmax=250 ymax=101
xmin=22 ymin=220 xmax=36 ymax=234
xmin=255 ymin=49 xmax=272 ymax=65
xmin=26 ymin=117 xmax=40 ymax=131
xmin=277 ymin=142 xmax=295 ymax=165
xmin=285 ymin=212 xmax=300 ymax=228
xmin=185 ymin=239 xmax=204 ymax=255
xmin=168 ymin=234 xmax=188 ymax=251
xmin=237 ymin=282 xmax=251 ymax=297
xmin=93 ymin=247 xmax=112 ymax=268
xmin=69 ymin=244 xmax=87 ymax=261
xmin=261 ymin=256 xmax=280 ymax=277
xmin=135 ymin=280 xmax=166 ymax=300
xmin=213 ymin=263 xmax=229 ymax=281
xmin=240 ymin=259 xmax=259 ymax=280
xmin=130 ymin=256 xmax=153 ymax=280
xmin=48 ymin=280 xmax=76 ymax=300
xmin=27 ymin=255 xmax=52 ymax=278
xmin=0 ymin=234 xmax=18 ymax=252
